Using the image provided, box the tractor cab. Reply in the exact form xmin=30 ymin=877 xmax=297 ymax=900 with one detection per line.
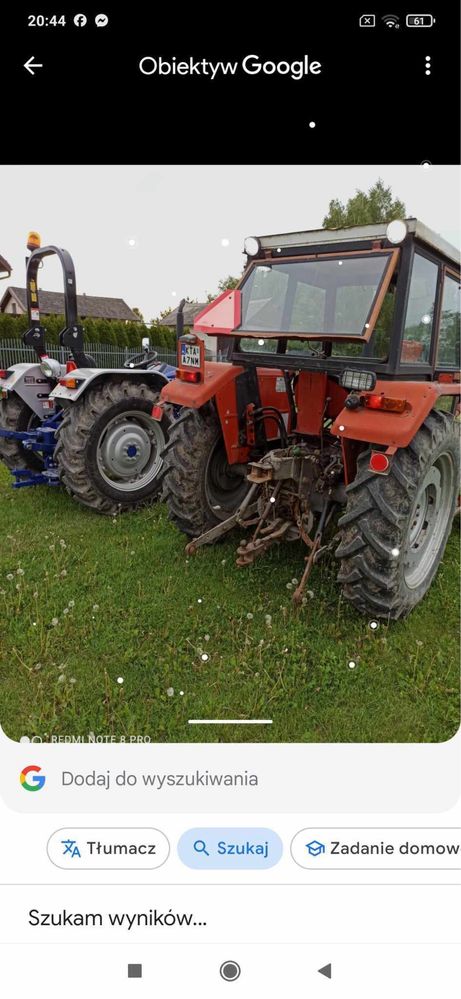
xmin=190 ymin=217 xmax=460 ymax=378
xmin=161 ymin=220 xmax=460 ymax=620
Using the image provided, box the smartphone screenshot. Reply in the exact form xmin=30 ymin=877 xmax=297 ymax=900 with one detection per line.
xmin=0 ymin=6 xmax=460 ymax=996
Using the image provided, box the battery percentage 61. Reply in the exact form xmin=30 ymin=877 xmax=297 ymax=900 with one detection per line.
xmin=406 ymin=15 xmax=435 ymax=27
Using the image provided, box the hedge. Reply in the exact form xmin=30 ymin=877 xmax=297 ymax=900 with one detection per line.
xmin=0 ymin=312 xmax=177 ymax=350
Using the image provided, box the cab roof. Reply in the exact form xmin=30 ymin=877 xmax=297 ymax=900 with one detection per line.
xmin=255 ymin=219 xmax=460 ymax=269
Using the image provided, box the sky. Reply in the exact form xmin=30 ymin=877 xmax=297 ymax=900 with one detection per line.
xmin=0 ymin=164 xmax=459 ymax=322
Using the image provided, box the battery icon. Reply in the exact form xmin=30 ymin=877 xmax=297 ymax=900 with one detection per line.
xmin=406 ymin=14 xmax=435 ymax=26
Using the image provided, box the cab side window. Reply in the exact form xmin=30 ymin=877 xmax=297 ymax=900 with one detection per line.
xmin=401 ymin=253 xmax=438 ymax=363
xmin=436 ymin=273 xmax=460 ymax=367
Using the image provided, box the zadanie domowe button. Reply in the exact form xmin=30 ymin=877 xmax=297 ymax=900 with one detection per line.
xmin=220 ymin=961 xmax=241 ymax=981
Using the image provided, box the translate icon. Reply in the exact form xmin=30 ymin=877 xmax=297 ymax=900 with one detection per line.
xmin=305 ymin=840 xmax=326 ymax=857
xmin=359 ymin=14 xmax=376 ymax=27
xmin=61 ymin=839 xmax=81 ymax=859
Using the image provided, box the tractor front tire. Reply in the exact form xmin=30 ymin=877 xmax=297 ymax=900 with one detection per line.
xmin=0 ymin=392 xmax=43 ymax=472
xmin=54 ymin=379 xmax=169 ymax=515
xmin=336 ymin=410 xmax=459 ymax=619
xmin=163 ymin=407 xmax=249 ymax=537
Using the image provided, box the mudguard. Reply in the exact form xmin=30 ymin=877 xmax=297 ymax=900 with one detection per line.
xmin=50 ymin=364 xmax=175 ymax=404
xmin=160 ymin=361 xmax=245 ymax=407
xmin=0 ymin=362 xmax=62 ymax=418
xmin=331 ymin=380 xmax=461 ymax=448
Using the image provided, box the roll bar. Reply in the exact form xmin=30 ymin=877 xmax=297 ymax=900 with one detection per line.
xmin=23 ymin=244 xmax=93 ymax=366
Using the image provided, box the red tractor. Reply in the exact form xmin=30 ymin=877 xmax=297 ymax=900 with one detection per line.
xmin=157 ymin=219 xmax=460 ymax=619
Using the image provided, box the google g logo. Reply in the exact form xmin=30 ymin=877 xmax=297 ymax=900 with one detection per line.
xmin=20 ymin=765 xmax=46 ymax=791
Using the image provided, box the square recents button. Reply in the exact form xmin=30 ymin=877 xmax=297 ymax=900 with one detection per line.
xmin=128 ymin=964 xmax=142 ymax=978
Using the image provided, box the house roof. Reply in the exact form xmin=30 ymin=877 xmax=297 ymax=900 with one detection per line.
xmin=0 ymin=286 xmax=140 ymax=321
xmin=0 ymin=254 xmax=12 ymax=277
xmin=159 ymin=302 xmax=208 ymax=327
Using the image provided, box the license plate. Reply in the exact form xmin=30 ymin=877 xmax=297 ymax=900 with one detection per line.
xmin=180 ymin=343 xmax=201 ymax=368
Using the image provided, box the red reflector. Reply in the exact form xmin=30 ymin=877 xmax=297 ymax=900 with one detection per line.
xmin=66 ymin=359 xmax=77 ymax=373
xmin=0 ymin=370 xmax=8 ymax=379
xmin=177 ymin=368 xmax=201 ymax=383
xmin=369 ymin=452 xmax=390 ymax=473
xmin=151 ymin=404 xmax=163 ymax=421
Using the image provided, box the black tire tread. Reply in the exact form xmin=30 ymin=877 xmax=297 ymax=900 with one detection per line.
xmin=54 ymin=379 xmax=164 ymax=515
xmin=162 ymin=407 xmax=231 ymax=538
xmin=335 ymin=410 xmax=459 ymax=619
xmin=0 ymin=392 xmax=43 ymax=472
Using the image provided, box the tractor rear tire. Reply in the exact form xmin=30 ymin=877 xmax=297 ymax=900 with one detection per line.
xmin=163 ymin=407 xmax=249 ymax=537
xmin=0 ymin=392 xmax=43 ymax=472
xmin=54 ymin=379 xmax=170 ymax=515
xmin=336 ymin=410 xmax=459 ymax=619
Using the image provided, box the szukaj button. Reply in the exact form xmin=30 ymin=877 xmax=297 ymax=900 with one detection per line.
xmin=178 ymin=828 xmax=282 ymax=869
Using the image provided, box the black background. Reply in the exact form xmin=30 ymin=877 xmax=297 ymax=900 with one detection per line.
xmin=2 ymin=4 xmax=460 ymax=164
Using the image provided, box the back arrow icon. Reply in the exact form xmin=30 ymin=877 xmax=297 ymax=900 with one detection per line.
xmin=24 ymin=57 xmax=43 ymax=75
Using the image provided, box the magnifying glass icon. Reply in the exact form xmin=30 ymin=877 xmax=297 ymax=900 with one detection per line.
xmin=193 ymin=839 xmax=210 ymax=857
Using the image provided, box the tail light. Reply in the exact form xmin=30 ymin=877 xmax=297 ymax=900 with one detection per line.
xmin=176 ymin=368 xmax=201 ymax=384
xmin=0 ymin=369 xmax=10 ymax=379
xmin=59 ymin=376 xmax=82 ymax=389
xmin=363 ymin=394 xmax=406 ymax=413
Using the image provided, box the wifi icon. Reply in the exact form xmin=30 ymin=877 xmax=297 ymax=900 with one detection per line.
xmin=382 ymin=13 xmax=400 ymax=28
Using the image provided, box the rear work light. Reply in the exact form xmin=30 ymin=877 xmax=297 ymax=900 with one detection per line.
xmin=363 ymin=394 xmax=406 ymax=413
xmin=40 ymin=358 xmax=62 ymax=379
xmin=369 ymin=451 xmax=391 ymax=474
xmin=339 ymin=369 xmax=376 ymax=392
xmin=176 ymin=368 xmax=201 ymax=384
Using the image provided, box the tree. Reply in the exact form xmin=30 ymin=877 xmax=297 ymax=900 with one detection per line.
xmin=323 ymin=179 xmax=406 ymax=228
xmin=132 ymin=307 xmax=144 ymax=322
xmin=206 ymin=274 xmax=240 ymax=302
xmin=218 ymin=275 xmax=239 ymax=292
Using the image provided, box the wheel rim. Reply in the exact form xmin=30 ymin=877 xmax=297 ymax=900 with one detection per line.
xmin=204 ymin=438 xmax=248 ymax=518
xmin=96 ymin=410 xmax=165 ymax=492
xmin=403 ymin=451 xmax=455 ymax=589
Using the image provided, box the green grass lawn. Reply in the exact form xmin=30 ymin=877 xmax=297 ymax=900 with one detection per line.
xmin=0 ymin=463 xmax=459 ymax=744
